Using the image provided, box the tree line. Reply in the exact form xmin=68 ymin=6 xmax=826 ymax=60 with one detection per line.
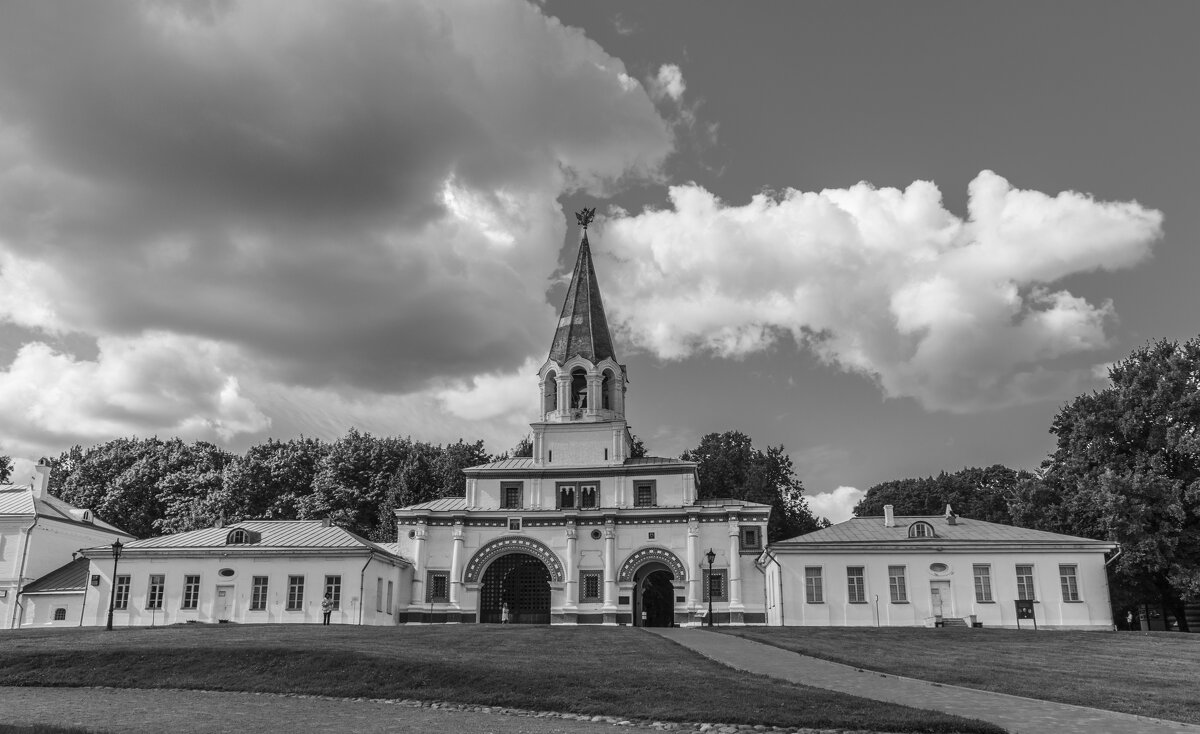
xmin=32 ymin=428 xmax=821 ymax=545
xmin=853 ymin=336 xmax=1200 ymax=631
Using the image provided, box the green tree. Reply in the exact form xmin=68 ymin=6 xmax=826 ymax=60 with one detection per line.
xmin=218 ymin=437 xmax=327 ymax=522
xmin=681 ymin=431 xmax=822 ymax=542
xmin=0 ymin=455 xmax=12 ymax=483
xmin=1038 ymin=337 xmax=1200 ymax=630
xmin=853 ymin=465 xmax=1026 ymax=525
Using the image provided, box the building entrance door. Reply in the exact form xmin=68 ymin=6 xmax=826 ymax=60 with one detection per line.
xmin=930 ymin=580 xmax=951 ymax=618
xmin=215 ymin=585 xmax=235 ymax=621
xmin=480 ymin=552 xmax=551 ymax=624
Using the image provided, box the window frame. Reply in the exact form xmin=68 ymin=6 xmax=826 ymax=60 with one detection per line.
xmin=972 ymin=564 xmax=994 ymax=603
xmin=579 ymin=483 xmax=599 ymax=509
xmin=846 ymin=566 xmax=866 ymax=604
xmin=501 ymin=482 xmax=523 ymax=510
xmin=114 ymin=574 xmax=131 ymax=610
xmin=804 ymin=566 xmax=824 ymax=604
xmin=251 ymin=576 xmax=269 ymax=611
xmin=386 ymin=580 xmax=394 ymax=614
xmin=146 ymin=574 xmax=165 ymax=610
xmin=286 ymin=575 xmax=305 ymax=611
xmin=324 ymin=575 xmax=342 ymax=610
xmin=739 ymin=526 xmax=762 ymax=552
xmin=376 ymin=576 xmax=384 ymax=613
xmin=556 ymin=482 xmax=577 ymax=509
xmin=579 ymin=570 xmax=603 ymax=603
xmin=888 ymin=565 xmax=908 ymax=603
xmin=1015 ymin=564 xmax=1036 ymax=601
xmin=908 ymin=521 xmax=935 ymax=538
xmin=702 ymin=569 xmax=728 ymax=602
xmin=1059 ymin=564 xmax=1080 ymax=602
xmin=633 ymin=480 xmax=656 ymax=508
xmin=53 ymin=607 xmax=67 ymax=621
xmin=181 ymin=574 xmax=200 ymax=610
xmin=426 ymin=571 xmax=450 ymax=604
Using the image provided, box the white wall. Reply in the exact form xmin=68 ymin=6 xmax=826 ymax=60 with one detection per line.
xmin=770 ymin=548 xmax=1114 ymax=630
xmin=20 ymin=591 xmax=86 ymax=627
xmin=471 ymin=469 xmax=691 ymax=511
xmin=82 ymin=553 xmax=412 ymax=627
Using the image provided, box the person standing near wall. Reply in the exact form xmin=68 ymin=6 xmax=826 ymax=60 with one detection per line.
xmin=321 ymin=594 xmax=333 ymax=625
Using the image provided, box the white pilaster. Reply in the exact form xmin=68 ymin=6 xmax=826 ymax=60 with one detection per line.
xmin=728 ymin=520 xmax=743 ymax=609
xmin=686 ymin=518 xmax=700 ymax=608
xmin=449 ymin=521 xmax=465 ymax=606
xmin=564 ymin=523 xmax=578 ymax=610
xmin=602 ymin=523 xmax=617 ymax=611
xmin=410 ymin=522 xmax=427 ymax=609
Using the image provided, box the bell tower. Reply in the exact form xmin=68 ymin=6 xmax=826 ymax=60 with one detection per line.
xmin=532 ymin=208 xmax=631 ymax=466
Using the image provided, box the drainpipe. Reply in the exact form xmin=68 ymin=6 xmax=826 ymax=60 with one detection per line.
xmin=78 ymin=551 xmax=88 ymax=627
xmin=358 ymin=553 xmax=373 ymax=626
xmin=1105 ymin=544 xmax=1124 ymax=567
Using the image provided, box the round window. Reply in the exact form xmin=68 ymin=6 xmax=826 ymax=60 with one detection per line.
xmin=590 ymin=529 xmax=602 ymax=540
xmin=218 ymin=568 xmax=236 ymax=578
xmin=929 ymin=562 xmax=949 ymax=573
xmin=408 ymin=529 xmax=416 ymax=540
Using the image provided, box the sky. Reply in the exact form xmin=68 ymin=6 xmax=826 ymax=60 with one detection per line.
xmin=0 ymin=1 xmax=1195 ymax=524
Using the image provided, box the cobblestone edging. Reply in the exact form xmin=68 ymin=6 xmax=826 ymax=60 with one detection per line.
xmin=87 ymin=687 xmax=908 ymax=734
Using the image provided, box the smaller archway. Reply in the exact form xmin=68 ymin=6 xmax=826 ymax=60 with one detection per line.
xmin=601 ymin=368 xmax=617 ymax=411
xmin=633 ymin=562 xmax=675 ymax=627
xmin=570 ymin=368 xmax=588 ymax=410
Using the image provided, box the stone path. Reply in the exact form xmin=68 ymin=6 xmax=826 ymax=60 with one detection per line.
xmin=648 ymin=627 xmax=1200 ymax=734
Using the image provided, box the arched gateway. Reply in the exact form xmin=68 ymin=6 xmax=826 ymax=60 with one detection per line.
xmin=620 ymin=547 xmax=686 ymax=628
xmin=466 ymin=536 xmax=562 ymax=625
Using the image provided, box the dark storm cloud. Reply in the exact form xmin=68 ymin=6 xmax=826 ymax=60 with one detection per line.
xmin=0 ymin=0 xmax=672 ymax=392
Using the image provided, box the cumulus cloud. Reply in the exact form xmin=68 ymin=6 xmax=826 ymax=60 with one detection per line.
xmin=599 ymin=171 xmax=1163 ymax=412
xmin=806 ymin=486 xmax=864 ymax=524
xmin=650 ymin=64 xmax=687 ymax=102
xmin=0 ymin=0 xmax=672 ymax=457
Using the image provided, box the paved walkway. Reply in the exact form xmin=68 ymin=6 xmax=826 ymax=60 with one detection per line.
xmin=648 ymin=627 xmax=1200 ymax=734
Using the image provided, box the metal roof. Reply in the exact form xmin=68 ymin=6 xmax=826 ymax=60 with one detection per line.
xmin=400 ymin=498 xmax=469 ymax=512
xmin=547 ymin=230 xmax=618 ymax=365
xmin=775 ymin=516 xmax=1113 ymax=546
xmin=465 ymin=455 xmax=695 ymax=472
xmin=22 ymin=558 xmax=90 ymax=594
xmin=100 ymin=520 xmax=403 ymax=558
xmin=0 ymin=484 xmax=131 ymax=536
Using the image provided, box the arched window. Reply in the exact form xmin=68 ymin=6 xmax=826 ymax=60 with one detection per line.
xmin=227 ymin=529 xmax=249 ymax=544
xmin=53 ymin=608 xmax=67 ymax=621
xmin=543 ymin=370 xmax=558 ymax=415
xmin=570 ymin=368 xmax=588 ymax=410
xmin=908 ymin=521 xmax=935 ymax=538
xmin=601 ymin=370 xmax=613 ymax=410
xmin=558 ymin=485 xmax=576 ymax=509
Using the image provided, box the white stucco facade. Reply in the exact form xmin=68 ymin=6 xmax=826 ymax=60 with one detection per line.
xmin=763 ymin=509 xmax=1117 ymax=630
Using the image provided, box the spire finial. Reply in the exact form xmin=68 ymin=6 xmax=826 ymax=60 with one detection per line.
xmin=575 ymin=207 xmax=596 ymax=230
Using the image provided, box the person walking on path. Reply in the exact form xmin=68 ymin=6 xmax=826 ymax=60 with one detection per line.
xmin=501 ymin=602 xmax=511 ymax=624
xmin=321 ymin=594 xmax=333 ymax=625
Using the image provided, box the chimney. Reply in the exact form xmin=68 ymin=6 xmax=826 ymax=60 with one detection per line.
xmin=323 ymin=517 xmax=332 ymax=528
xmin=32 ymin=459 xmax=51 ymax=499
xmin=945 ymin=504 xmax=957 ymax=525
xmin=884 ymin=505 xmax=895 ymax=527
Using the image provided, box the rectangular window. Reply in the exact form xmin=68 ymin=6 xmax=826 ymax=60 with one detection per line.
xmin=580 ymin=484 xmax=598 ymax=508
xmin=114 ymin=575 xmax=130 ymax=610
xmin=324 ymin=575 xmax=341 ymax=610
xmin=847 ymin=566 xmax=866 ymax=603
xmin=386 ymin=580 xmax=394 ymax=614
xmin=703 ymin=569 xmax=728 ymax=602
xmin=426 ymin=571 xmax=450 ymax=603
xmin=251 ymin=576 xmax=269 ymax=611
xmin=146 ymin=574 xmax=165 ymax=610
xmin=181 ymin=574 xmax=200 ymax=610
xmin=376 ymin=577 xmax=384 ymax=612
xmin=804 ymin=567 xmax=823 ymax=604
xmin=1059 ymin=564 xmax=1080 ymax=602
xmin=508 ymin=517 xmax=522 ymax=532
xmin=888 ymin=565 xmax=907 ymax=603
xmin=634 ymin=481 xmax=656 ymax=507
xmin=972 ymin=564 xmax=993 ymax=602
xmin=1015 ymin=564 xmax=1035 ymax=601
xmin=739 ymin=526 xmax=762 ymax=551
xmin=580 ymin=571 xmax=603 ymax=602
xmin=501 ymin=482 xmax=523 ymax=509
xmin=287 ymin=575 xmax=305 ymax=611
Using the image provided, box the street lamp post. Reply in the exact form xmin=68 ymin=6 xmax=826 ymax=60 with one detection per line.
xmin=106 ymin=538 xmax=123 ymax=631
xmin=704 ymin=548 xmax=716 ymax=628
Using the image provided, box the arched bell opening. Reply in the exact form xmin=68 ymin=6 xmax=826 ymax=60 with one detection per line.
xmin=479 ymin=552 xmax=552 ymax=624
xmin=542 ymin=370 xmax=558 ymax=416
xmin=632 ymin=561 xmax=676 ymax=628
xmin=601 ymin=368 xmax=617 ymax=412
xmin=570 ymin=368 xmax=588 ymax=410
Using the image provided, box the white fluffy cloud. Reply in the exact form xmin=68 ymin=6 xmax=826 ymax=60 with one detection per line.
xmin=0 ymin=0 xmax=673 ymax=458
xmin=600 ymin=171 xmax=1163 ymax=412
xmin=650 ymin=64 xmax=687 ymax=102
xmin=806 ymin=486 xmax=864 ymax=524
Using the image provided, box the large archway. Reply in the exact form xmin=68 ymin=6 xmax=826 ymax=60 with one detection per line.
xmin=479 ymin=553 xmax=551 ymax=624
xmin=633 ymin=562 xmax=675 ymax=627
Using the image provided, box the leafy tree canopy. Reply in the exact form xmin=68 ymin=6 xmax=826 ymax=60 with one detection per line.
xmin=853 ymin=465 xmax=1028 ymax=525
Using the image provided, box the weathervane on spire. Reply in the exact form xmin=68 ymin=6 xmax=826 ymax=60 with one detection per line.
xmin=575 ymin=207 xmax=596 ymax=230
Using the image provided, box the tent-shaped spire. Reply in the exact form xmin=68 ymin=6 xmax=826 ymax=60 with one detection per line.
xmin=547 ymin=213 xmax=617 ymax=364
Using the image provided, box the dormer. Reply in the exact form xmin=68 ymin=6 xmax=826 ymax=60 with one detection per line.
xmin=908 ymin=521 xmax=936 ymax=538
xmin=67 ymin=508 xmax=93 ymax=524
xmin=225 ymin=528 xmax=261 ymax=545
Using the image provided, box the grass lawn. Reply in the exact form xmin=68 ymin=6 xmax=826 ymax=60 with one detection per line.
xmin=0 ymin=624 xmax=999 ymax=733
xmin=717 ymin=627 xmax=1200 ymax=725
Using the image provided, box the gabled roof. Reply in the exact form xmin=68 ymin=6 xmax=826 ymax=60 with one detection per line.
xmin=401 ymin=498 xmax=469 ymax=512
xmin=0 ymin=484 xmax=131 ymax=537
xmin=83 ymin=520 xmax=405 ymax=561
xmin=547 ymin=231 xmax=618 ymax=365
xmin=774 ymin=515 xmax=1114 ymax=547
xmin=22 ymin=558 xmax=90 ymax=594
